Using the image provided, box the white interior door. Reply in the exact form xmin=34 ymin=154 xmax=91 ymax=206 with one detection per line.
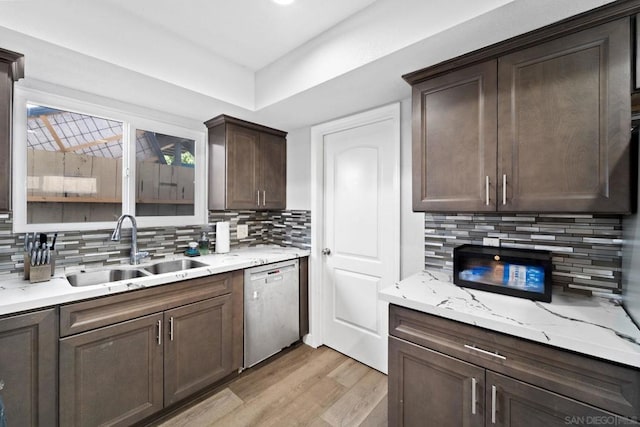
xmin=312 ymin=104 xmax=399 ymax=373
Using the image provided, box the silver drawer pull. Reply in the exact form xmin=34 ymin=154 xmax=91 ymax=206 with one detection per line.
xmin=169 ymin=316 xmax=174 ymax=341
xmin=464 ymin=344 xmax=506 ymax=360
xmin=491 ymin=385 xmax=497 ymax=423
xmin=502 ymin=174 xmax=507 ymax=205
xmin=471 ymin=377 xmax=477 ymax=415
xmin=485 ymin=176 xmax=490 ymax=206
xmin=157 ymin=320 xmax=162 ymax=345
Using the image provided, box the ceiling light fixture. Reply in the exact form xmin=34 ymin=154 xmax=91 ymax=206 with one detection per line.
xmin=272 ymin=0 xmax=295 ymax=5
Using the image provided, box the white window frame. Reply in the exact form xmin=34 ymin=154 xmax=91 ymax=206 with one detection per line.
xmin=12 ymin=87 xmax=207 ymax=233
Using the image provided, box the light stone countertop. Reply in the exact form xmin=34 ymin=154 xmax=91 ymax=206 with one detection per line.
xmin=0 ymin=246 xmax=310 ymax=316
xmin=379 ymin=269 xmax=640 ymax=369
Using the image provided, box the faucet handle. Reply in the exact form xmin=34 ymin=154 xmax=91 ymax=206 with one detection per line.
xmin=136 ymin=251 xmax=150 ymax=262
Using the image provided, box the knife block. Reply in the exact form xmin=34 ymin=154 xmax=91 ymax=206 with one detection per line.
xmin=24 ymin=251 xmax=55 ymax=283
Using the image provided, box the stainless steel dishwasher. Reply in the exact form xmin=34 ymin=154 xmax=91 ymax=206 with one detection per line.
xmin=244 ymin=259 xmax=299 ymax=368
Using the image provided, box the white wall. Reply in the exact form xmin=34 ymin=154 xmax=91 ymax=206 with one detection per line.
xmin=286 ymin=127 xmax=312 ymax=210
xmin=622 ymin=135 xmax=640 ymax=325
xmin=400 ymin=98 xmax=424 ymax=279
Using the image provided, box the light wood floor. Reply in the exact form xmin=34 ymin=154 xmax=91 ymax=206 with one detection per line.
xmin=154 ymin=344 xmax=388 ymax=427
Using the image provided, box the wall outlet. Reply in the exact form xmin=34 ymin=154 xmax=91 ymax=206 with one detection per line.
xmin=483 ymin=237 xmax=500 ymax=247
xmin=237 ymin=224 xmax=249 ymax=239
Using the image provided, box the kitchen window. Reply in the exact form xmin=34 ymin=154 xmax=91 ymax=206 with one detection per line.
xmin=12 ymin=88 xmax=206 ymax=232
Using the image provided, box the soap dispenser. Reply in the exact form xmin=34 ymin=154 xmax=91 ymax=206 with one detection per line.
xmin=198 ymin=232 xmax=210 ymax=255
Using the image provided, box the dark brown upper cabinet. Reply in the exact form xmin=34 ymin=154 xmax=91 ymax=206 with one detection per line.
xmin=206 ymin=115 xmax=287 ymax=211
xmin=411 ymin=61 xmax=497 ymax=212
xmin=407 ymin=14 xmax=632 ymax=213
xmin=0 ymin=48 xmax=24 ymax=213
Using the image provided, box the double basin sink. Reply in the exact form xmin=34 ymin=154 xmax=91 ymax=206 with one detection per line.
xmin=66 ymin=259 xmax=208 ymax=287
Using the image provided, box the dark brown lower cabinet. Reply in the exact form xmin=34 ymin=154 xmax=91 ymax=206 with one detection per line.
xmin=59 ymin=272 xmax=240 ymax=427
xmin=388 ymin=305 xmax=640 ymax=427
xmin=487 ymin=371 xmax=633 ymax=427
xmin=389 ymin=337 xmax=484 ymax=427
xmin=164 ymin=294 xmax=232 ymax=405
xmin=0 ymin=308 xmax=57 ymax=427
xmin=59 ymin=314 xmax=164 ymax=427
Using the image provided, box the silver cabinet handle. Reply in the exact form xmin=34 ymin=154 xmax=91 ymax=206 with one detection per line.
xmin=491 ymin=385 xmax=497 ymax=424
xmin=502 ymin=174 xmax=507 ymax=205
xmin=263 ymin=190 xmax=266 ymax=206
xmin=471 ymin=377 xmax=477 ymax=415
xmin=0 ymin=379 xmax=4 ymax=391
xmin=157 ymin=320 xmax=162 ymax=345
xmin=464 ymin=344 xmax=506 ymax=360
xmin=322 ymin=248 xmax=331 ymax=255
xmin=169 ymin=316 xmax=174 ymax=341
xmin=257 ymin=190 xmax=260 ymax=206
xmin=485 ymin=176 xmax=490 ymax=206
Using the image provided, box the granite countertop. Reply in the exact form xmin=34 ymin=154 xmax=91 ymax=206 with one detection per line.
xmin=379 ymin=269 xmax=640 ymax=369
xmin=0 ymin=246 xmax=310 ymax=316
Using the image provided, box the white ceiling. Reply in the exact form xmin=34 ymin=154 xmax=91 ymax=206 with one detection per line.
xmin=101 ymin=0 xmax=378 ymax=70
xmin=0 ymin=0 xmax=618 ymax=130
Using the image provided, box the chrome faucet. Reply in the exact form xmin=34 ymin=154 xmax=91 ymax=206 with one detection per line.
xmin=111 ymin=214 xmax=149 ymax=265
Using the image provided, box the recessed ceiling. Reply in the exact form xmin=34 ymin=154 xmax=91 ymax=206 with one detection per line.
xmin=0 ymin=0 xmax=617 ymax=129
xmin=0 ymin=0 xmax=377 ymax=71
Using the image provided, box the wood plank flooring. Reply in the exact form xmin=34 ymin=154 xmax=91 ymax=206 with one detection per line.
xmin=154 ymin=344 xmax=388 ymax=427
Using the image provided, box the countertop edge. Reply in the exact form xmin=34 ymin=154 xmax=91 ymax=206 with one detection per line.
xmin=0 ymin=247 xmax=310 ymax=316
xmin=380 ymin=271 xmax=640 ymax=370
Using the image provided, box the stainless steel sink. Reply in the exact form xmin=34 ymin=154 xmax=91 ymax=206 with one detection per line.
xmin=67 ymin=268 xmax=151 ymax=287
xmin=143 ymin=259 xmax=208 ymax=275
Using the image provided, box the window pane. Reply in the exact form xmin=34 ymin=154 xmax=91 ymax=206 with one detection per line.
xmin=135 ymin=130 xmax=195 ymax=217
xmin=26 ymin=104 xmax=123 ymax=224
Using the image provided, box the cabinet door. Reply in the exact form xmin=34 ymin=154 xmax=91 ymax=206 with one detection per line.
xmin=59 ymin=313 xmax=164 ymax=427
xmin=498 ymin=18 xmax=631 ymax=213
xmin=412 ymin=60 xmax=498 ymax=212
xmin=486 ymin=371 xmax=638 ymax=426
xmin=0 ymin=60 xmax=11 ymax=211
xmin=389 ymin=336 xmax=484 ymax=427
xmin=0 ymin=309 xmax=57 ymax=427
xmin=259 ymin=132 xmax=286 ymax=210
xmin=163 ymin=295 xmax=232 ymax=405
xmin=226 ymin=124 xmax=259 ymax=209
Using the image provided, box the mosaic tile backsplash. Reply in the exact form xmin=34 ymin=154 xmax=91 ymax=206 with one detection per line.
xmin=424 ymin=213 xmax=623 ymax=294
xmin=0 ymin=210 xmax=311 ymax=279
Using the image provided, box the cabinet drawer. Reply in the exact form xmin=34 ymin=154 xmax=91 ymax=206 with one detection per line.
xmin=390 ymin=304 xmax=640 ymax=418
xmin=60 ymin=273 xmax=232 ymax=337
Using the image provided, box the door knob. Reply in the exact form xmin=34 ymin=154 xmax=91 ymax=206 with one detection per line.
xmin=322 ymin=248 xmax=331 ymax=255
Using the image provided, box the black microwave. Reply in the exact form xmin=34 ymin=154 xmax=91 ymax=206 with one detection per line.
xmin=453 ymin=244 xmax=552 ymax=303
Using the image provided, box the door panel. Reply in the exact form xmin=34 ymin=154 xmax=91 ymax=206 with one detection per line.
xmin=498 ymin=18 xmax=630 ymax=212
xmin=0 ymin=309 xmax=57 ymax=427
xmin=226 ymin=124 xmax=259 ymax=209
xmin=260 ymin=132 xmax=286 ymax=209
xmin=322 ymin=108 xmax=398 ymax=373
xmin=164 ymin=295 xmax=232 ymax=405
xmin=59 ymin=313 xmax=164 ymax=427
xmin=412 ymin=60 xmax=497 ymax=212
xmin=334 ymin=269 xmax=379 ymax=333
xmin=389 ymin=337 xmax=485 ymax=427
xmin=486 ymin=371 xmax=637 ymax=427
